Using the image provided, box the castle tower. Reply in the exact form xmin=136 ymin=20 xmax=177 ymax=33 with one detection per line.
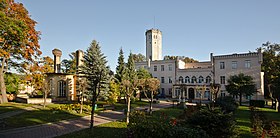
xmin=52 ymin=49 xmax=62 ymax=73
xmin=145 ymin=29 xmax=162 ymax=61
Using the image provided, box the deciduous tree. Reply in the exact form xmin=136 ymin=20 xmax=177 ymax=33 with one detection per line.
xmin=0 ymin=0 xmax=42 ymax=103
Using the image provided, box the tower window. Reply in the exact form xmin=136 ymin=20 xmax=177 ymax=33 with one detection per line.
xmin=154 ymin=66 xmax=157 ymax=71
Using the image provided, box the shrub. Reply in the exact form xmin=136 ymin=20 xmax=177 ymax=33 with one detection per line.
xmin=186 ymin=108 xmax=237 ymax=138
xmin=128 ymin=110 xmax=209 ymax=138
xmin=249 ymin=100 xmax=265 ymax=108
xmin=216 ymin=96 xmax=239 ymax=113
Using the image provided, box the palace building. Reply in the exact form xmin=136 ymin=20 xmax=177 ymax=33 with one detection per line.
xmin=135 ymin=28 xmax=264 ymax=102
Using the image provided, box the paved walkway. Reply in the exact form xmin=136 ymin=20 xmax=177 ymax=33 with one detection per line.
xmin=0 ymin=101 xmax=173 ymax=138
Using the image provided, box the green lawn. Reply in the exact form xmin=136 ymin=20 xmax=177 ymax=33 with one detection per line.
xmin=58 ymin=121 xmax=127 ymax=138
xmin=58 ymin=107 xmax=182 ymax=138
xmin=0 ymin=102 xmax=32 ymax=114
xmin=235 ymin=106 xmax=280 ymax=138
xmin=3 ymin=107 xmax=86 ymax=130
xmin=235 ymin=106 xmax=255 ymax=138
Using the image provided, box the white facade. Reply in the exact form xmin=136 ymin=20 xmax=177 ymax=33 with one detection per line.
xmin=212 ymin=51 xmax=264 ymax=101
xmin=135 ymin=28 xmax=264 ymax=102
xmin=146 ymin=29 xmax=162 ymax=61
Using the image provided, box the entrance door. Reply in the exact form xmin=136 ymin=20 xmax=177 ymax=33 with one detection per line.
xmin=188 ymin=88 xmax=195 ymax=99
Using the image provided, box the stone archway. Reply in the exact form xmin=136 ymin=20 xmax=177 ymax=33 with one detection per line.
xmin=188 ymin=88 xmax=195 ymax=99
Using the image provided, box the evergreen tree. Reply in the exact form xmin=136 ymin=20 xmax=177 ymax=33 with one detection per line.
xmin=78 ymin=40 xmax=110 ymax=129
xmin=122 ymin=52 xmax=138 ymax=124
xmin=115 ymin=48 xmax=126 ymax=83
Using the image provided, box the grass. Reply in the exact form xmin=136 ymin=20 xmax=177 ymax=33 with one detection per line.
xmin=235 ymin=106 xmax=280 ymax=138
xmin=58 ymin=121 xmax=127 ymax=138
xmin=235 ymin=106 xmax=255 ymax=138
xmin=0 ymin=102 xmax=32 ymax=114
xmin=96 ymin=100 xmax=150 ymax=111
xmin=58 ymin=107 xmax=182 ymax=138
xmin=3 ymin=107 xmax=86 ymax=130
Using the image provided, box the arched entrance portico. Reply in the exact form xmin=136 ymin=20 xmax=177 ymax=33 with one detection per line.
xmin=188 ymin=88 xmax=195 ymax=99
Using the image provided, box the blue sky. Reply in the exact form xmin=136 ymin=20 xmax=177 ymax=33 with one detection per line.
xmin=16 ymin=0 xmax=280 ymax=72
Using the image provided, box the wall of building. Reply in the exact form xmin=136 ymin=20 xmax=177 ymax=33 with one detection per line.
xmin=213 ymin=52 xmax=264 ymax=100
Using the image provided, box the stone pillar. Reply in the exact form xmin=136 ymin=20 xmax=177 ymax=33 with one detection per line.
xmin=52 ymin=49 xmax=62 ymax=73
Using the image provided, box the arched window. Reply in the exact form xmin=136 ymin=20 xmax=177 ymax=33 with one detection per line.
xmin=191 ymin=76 xmax=197 ymax=83
xmin=206 ymin=76 xmax=212 ymax=83
xmin=58 ymin=80 xmax=66 ymax=97
xmin=198 ymin=76 xmax=204 ymax=83
xmin=185 ymin=76 xmax=190 ymax=83
xmin=179 ymin=76 xmax=184 ymax=83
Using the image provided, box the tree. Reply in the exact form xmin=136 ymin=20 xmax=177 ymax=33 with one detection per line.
xmin=4 ymin=72 xmax=21 ymax=95
xmin=226 ymin=73 xmax=256 ymax=105
xmin=0 ymin=0 xmax=41 ymax=103
xmin=137 ymin=67 xmax=152 ymax=79
xmin=261 ymin=42 xmax=280 ymax=111
xmin=137 ymin=67 xmax=152 ymax=101
xmin=24 ymin=56 xmax=53 ymax=96
xmin=132 ymin=53 xmax=146 ymax=62
xmin=76 ymin=77 xmax=87 ymax=114
xmin=108 ymin=79 xmax=120 ymax=104
xmin=122 ymin=52 xmax=138 ymax=124
xmin=61 ymin=52 xmax=77 ymax=73
xmin=115 ymin=48 xmax=126 ymax=83
xmin=164 ymin=55 xmax=198 ymax=63
xmin=78 ymin=40 xmax=110 ymax=129
xmin=142 ymin=78 xmax=160 ymax=115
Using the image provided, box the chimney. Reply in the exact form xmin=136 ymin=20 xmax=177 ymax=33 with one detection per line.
xmin=76 ymin=50 xmax=84 ymax=71
xmin=52 ymin=49 xmax=62 ymax=73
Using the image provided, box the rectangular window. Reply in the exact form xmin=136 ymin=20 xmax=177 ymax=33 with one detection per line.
xmin=232 ymin=61 xmax=237 ymax=69
xmin=168 ymin=77 xmax=172 ymax=83
xmin=161 ymin=65 xmax=164 ymax=71
xmin=168 ymin=64 xmax=172 ymax=71
xmin=220 ymin=76 xmax=225 ymax=84
xmin=169 ymin=88 xmax=172 ymax=95
xmin=220 ymin=62 xmax=225 ymax=69
xmin=245 ymin=60 xmax=251 ymax=68
xmin=154 ymin=65 xmax=157 ymax=71
xmin=161 ymin=77 xmax=165 ymax=83
xmin=161 ymin=88 xmax=165 ymax=95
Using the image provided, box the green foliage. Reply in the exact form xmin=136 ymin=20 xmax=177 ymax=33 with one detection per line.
xmin=137 ymin=67 xmax=152 ymax=79
xmin=226 ymin=73 xmax=256 ymax=105
xmin=115 ymin=48 xmax=126 ymax=83
xmin=163 ymin=55 xmax=198 ymax=63
xmin=4 ymin=73 xmax=21 ymax=94
xmin=108 ymin=80 xmax=120 ymax=104
xmin=261 ymin=42 xmax=280 ymax=111
xmin=128 ymin=110 xmax=209 ymax=138
xmin=186 ymin=109 xmax=237 ymax=138
xmin=79 ymin=40 xmax=110 ymax=101
xmin=51 ymin=104 xmax=92 ymax=114
xmin=216 ymin=96 xmax=239 ymax=113
xmin=249 ymin=100 xmax=265 ymax=108
xmin=131 ymin=53 xmax=146 ymax=62
xmin=61 ymin=52 xmax=77 ymax=73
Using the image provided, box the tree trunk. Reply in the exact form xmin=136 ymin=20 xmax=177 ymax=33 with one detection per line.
xmin=276 ymin=98 xmax=280 ymax=113
xmin=90 ymin=96 xmax=96 ymax=129
xmin=0 ymin=68 xmax=8 ymax=103
xmin=149 ymin=92 xmax=153 ymax=115
xmin=80 ymin=91 xmax=84 ymax=114
xmin=239 ymin=93 xmax=242 ymax=106
xmin=43 ymin=90 xmax=46 ymax=108
xmin=126 ymin=95 xmax=131 ymax=124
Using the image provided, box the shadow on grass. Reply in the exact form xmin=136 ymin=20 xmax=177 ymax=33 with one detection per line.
xmin=58 ymin=122 xmax=127 ymax=138
xmin=1 ymin=107 xmax=84 ymax=130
